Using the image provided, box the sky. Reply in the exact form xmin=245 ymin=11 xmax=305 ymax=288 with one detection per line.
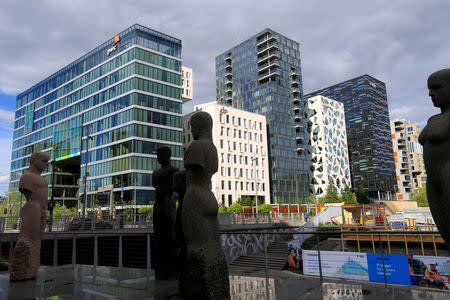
xmin=0 ymin=0 xmax=449 ymax=196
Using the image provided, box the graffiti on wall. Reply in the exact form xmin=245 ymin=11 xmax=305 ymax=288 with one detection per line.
xmin=220 ymin=229 xmax=286 ymax=263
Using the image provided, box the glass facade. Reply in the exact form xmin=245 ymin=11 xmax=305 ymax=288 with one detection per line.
xmin=304 ymin=74 xmax=397 ymax=199
xmin=215 ymin=29 xmax=309 ymax=204
xmin=10 ymin=24 xmax=183 ymax=209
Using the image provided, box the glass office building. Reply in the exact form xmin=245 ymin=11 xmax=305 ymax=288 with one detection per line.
xmin=216 ymin=29 xmax=309 ymax=204
xmin=10 ymin=24 xmax=183 ymax=209
xmin=304 ymin=75 xmax=397 ymax=200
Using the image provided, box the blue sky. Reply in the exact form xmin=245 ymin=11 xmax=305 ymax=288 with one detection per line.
xmin=1 ymin=0 xmax=448 ymax=196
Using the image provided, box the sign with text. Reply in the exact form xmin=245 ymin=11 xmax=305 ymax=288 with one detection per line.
xmin=367 ymin=253 xmax=410 ymax=285
xmin=303 ymin=250 xmax=369 ymax=281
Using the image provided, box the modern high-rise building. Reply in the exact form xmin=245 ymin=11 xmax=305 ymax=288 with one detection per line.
xmin=182 ymin=102 xmax=270 ymax=206
xmin=390 ymin=119 xmax=427 ymax=200
xmin=306 ymin=96 xmax=351 ymax=196
xmin=215 ymin=29 xmax=309 ymax=204
xmin=305 ymin=75 xmax=396 ymax=200
xmin=10 ymin=24 xmax=185 ymax=211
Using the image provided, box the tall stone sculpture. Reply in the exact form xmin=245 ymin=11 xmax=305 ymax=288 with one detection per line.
xmin=418 ymin=68 xmax=450 ymax=254
xmin=173 ymin=170 xmax=186 ymax=281
xmin=10 ymin=152 xmax=49 ymax=281
xmin=152 ymin=146 xmax=179 ymax=280
xmin=181 ymin=112 xmax=230 ymax=299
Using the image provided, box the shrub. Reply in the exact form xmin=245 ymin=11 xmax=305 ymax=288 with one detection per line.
xmin=138 ymin=206 xmax=152 ymax=214
xmin=218 ymin=206 xmax=228 ymax=213
xmin=258 ymin=204 xmax=273 ymax=213
xmin=228 ymin=203 xmax=243 ymax=214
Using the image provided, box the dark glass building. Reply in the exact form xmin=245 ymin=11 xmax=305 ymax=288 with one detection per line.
xmin=10 ymin=24 xmax=183 ymax=210
xmin=216 ymin=29 xmax=309 ymax=204
xmin=304 ymin=74 xmax=396 ymax=200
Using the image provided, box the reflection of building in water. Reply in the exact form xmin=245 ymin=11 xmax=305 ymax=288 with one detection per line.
xmin=74 ymin=265 xmax=155 ymax=299
xmin=322 ymin=282 xmax=363 ymax=300
xmin=229 ymin=275 xmax=275 ymax=300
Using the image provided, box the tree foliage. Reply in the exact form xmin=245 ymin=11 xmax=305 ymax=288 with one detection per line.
xmin=52 ymin=202 xmax=75 ymax=217
xmin=138 ymin=206 xmax=153 ymax=214
xmin=237 ymin=196 xmax=254 ymax=207
xmin=228 ymin=202 xmax=243 ymax=214
xmin=218 ymin=206 xmax=228 ymax=213
xmin=307 ymin=192 xmax=317 ymax=204
xmin=319 ymin=183 xmax=341 ymax=204
xmin=258 ymin=204 xmax=273 ymax=213
xmin=0 ymin=190 xmax=23 ymax=217
xmin=341 ymin=186 xmax=357 ymax=204
xmin=410 ymin=186 xmax=428 ymax=207
xmin=356 ymin=185 xmax=371 ymax=204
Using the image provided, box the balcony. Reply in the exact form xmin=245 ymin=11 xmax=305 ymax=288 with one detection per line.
xmin=296 ymin=136 xmax=303 ymax=142
xmin=257 ymin=43 xmax=278 ymax=56
xmin=257 ymin=34 xmax=277 ymax=47
xmin=225 ymin=79 xmax=233 ymax=86
xmin=295 ymin=124 xmax=303 ymax=131
xmin=225 ymin=65 xmax=232 ymax=72
xmin=296 ymin=147 xmax=305 ymax=153
xmin=293 ymin=98 xmax=300 ymax=105
xmin=225 ymin=97 xmax=232 ymax=104
xmin=258 ymin=52 xmax=279 ymax=64
xmin=292 ymin=88 xmax=301 ymax=95
xmin=225 ymin=72 xmax=233 ymax=78
xmin=291 ymin=71 xmax=299 ymax=78
xmin=292 ymin=80 xmax=300 ymax=87
xmin=225 ymin=86 xmax=233 ymax=93
xmin=258 ymin=70 xmax=280 ymax=83
xmin=293 ymin=106 xmax=301 ymax=113
xmin=258 ymin=60 xmax=279 ymax=73
xmin=225 ymin=56 xmax=232 ymax=64
xmin=294 ymin=115 xmax=301 ymax=122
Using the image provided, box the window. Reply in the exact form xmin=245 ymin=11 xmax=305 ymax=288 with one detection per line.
xmin=233 ymin=142 xmax=236 ymax=151
xmin=220 ymin=139 xmax=223 ymax=149
xmin=228 ymin=167 xmax=231 ymax=176
xmin=221 ymin=153 xmax=224 ymax=163
xmin=220 ymin=126 xmax=224 ymax=136
xmin=221 ymin=167 xmax=225 ymax=176
xmin=221 ymin=180 xmax=224 ymax=189
xmin=238 ymin=117 xmax=241 ymax=126
xmin=228 ymin=181 xmax=231 ymax=190
xmin=226 ymin=115 xmax=229 ymax=124
xmin=234 ymin=155 xmax=237 ymax=163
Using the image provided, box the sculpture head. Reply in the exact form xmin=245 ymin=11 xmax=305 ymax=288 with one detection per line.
xmin=30 ymin=152 xmax=49 ymax=173
xmin=156 ymin=146 xmax=172 ymax=166
xmin=190 ymin=111 xmax=213 ymax=140
xmin=428 ymin=69 xmax=450 ymax=111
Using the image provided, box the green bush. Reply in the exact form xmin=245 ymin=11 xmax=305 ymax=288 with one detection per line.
xmin=138 ymin=206 xmax=152 ymax=214
xmin=228 ymin=203 xmax=243 ymax=214
xmin=218 ymin=206 xmax=228 ymax=213
xmin=258 ymin=204 xmax=273 ymax=213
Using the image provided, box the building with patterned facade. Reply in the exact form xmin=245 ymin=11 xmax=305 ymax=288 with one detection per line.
xmin=215 ymin=29 xmax=309 ymax=204
xmin=10 ymin=24 xmax=185 ymax=210
xmin=307 ymin=96 xmax=351 ymax=196
xmin=182 ymin=102 xmax=270 ymax=206
xmin=390 ymin=119 xmax=427 ymax=200
xmin=304 ymin=74 xmax=396 ymax=200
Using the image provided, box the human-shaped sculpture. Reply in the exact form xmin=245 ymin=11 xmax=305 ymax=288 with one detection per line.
xmin=173 ymin=170 xmax=186 ymax=280
xmin=152 ymin=146 xmax=179 ymax=280
xmin=10 ymin=152 xmax=49 ymax=281
xmin=419 ymin=68 xmax=450 ymax=254
xmin=181 ymin=112 xmax=230 ymax=299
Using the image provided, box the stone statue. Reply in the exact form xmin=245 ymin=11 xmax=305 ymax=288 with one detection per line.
xmin=173 ymin=169 xmax=186 ymax=282
xmin=419 ymin=68 xmax=450 ymax=254
xmin=10 ymin=152 xmax=49 ymax=281
xmin=181 ymin=112 xmax=230 ymax=299
xmin=152 ymin=146 xmax=179 ymax=280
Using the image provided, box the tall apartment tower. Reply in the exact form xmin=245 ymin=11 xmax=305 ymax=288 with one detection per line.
xmin=181 ymin=66 xmax=193 ymax=103
xmin=10 ymin=24 xmax=184 ymax=210
xmin=306 ymin=96 xmax=351 ymax=196
xmin=305 ymin=75 xmax=396 ymax=200
xmin=391 ymin=119 xmax=427 ymax=200
xmin=182 ymin=102 xmax=270 ymax=206
xmin=215 ymin=29 xmax=309 ymax=204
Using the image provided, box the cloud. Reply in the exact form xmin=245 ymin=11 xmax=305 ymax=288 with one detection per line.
xmin=0 ymin=0 xmax=449 ymax=125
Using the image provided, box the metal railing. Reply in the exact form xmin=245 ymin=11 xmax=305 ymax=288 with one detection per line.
xmin=0 ymin=228 xmax=449 ymax=298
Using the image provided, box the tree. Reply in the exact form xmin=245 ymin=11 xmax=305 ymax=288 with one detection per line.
xmin=138 ymin=206 xmax=153 ymax=214
xmin=0 ymin=190 xmax=23 ymax=217
xmin=52 ymin=202 xmax=75 ymax=217
xmin=356 ymin=185 xmax=371 ymax=204
xmin=237 ymin=196 xmax=254 ymax=206
xmin=410 ymin=186 xmax=428 ymax=207
xmin=218 ymin=206 xmax=228 ymax=213
xmin=228 ymin=202 xmax=243 ymax=214
xmin=258 ymin=204 xmax=273 ymax=213
xmin=319 ymin=183 xmax=341 ymax=204
xmin=340 ymin=186 xmax=357 ymax=204
xmin=307 ymin=192 xmax=317 ymax=204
